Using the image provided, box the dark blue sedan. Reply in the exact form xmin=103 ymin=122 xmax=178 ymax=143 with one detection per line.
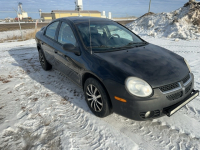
xmin=35 ymin=17 xmax=199 ymax=121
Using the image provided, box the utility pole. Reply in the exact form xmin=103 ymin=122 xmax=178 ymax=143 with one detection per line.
xmin=148 ymin=0 xmax=152 ymax=13
xmin=13 ymin=7 xmax=23 ymax=41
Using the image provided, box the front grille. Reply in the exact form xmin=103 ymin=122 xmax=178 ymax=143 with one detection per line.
xmin=159 ymin=82 xmax=179 ymax=92
xmin=183 ymin=74 xmax=190 ymax=84
xmin=158 ymin=73 xmax=192 ymax=101
xmin=159 ymin=73 xmax=191 ymax=93
xmin=185 ymin=83 xmax=192 ymax=94
xmin=166 ymin=91 xmax=183 ymax=101
xmin=154 ymin=110 xmax=160 ymax=117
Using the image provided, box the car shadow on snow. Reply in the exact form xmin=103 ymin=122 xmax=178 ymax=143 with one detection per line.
xmin=8 ymin=47 xmax=93 ymax=116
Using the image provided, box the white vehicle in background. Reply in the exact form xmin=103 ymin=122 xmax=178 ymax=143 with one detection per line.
xmin=5 ymin=17 xmax=15 ymax=22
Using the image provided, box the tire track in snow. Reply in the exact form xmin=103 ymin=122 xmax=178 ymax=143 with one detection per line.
xmin=2 ymin=80 xmax=129 ymax=150
xmin=1 ymin=48 xmax=136 ymax=150
xmin=180 ymin=105 xmax=200 ymax=122
xmin=103 ymin=113 xmax=200 ymax=150
xmin=50 ymin=85 xmax=128 ymax=150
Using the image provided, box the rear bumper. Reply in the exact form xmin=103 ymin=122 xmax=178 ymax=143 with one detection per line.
xmin=163 ymin=90 xmax=199 ymax=116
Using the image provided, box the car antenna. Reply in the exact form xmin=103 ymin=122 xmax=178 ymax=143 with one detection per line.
xmin=87 ymin=10 xmax=92 ymax=54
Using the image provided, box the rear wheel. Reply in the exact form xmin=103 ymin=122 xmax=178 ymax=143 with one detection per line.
xmin=84 ymin=78 xmax=111 ymax=117
xmin=38 ymin=49 xmax=52 ymax=71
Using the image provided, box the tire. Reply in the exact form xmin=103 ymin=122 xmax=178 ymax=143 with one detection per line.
xmin=38 ymin=49 xmax=52 ymax=71
xmin=84 ymin=78 xmax=112 ymax=117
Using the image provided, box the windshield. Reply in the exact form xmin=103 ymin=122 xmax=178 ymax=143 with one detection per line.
xmin=76 ymin=21 xmax=146 ymax=52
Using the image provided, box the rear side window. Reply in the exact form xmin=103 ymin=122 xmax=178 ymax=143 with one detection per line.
xmin=58 ymin=22 xmax=76 ymax=45
xmin=45 ymin=21 xmax=59 ymax=39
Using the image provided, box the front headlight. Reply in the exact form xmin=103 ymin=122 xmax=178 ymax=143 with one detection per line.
xmin=125 ymin=77 xmax=153 ymax=97
xmin=184 ymin=58 xmax=191 ymax=72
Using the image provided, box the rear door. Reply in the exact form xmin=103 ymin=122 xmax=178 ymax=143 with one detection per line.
xmin=41 ymin=21 xmax=59 ymax=65
xmin=53 ymin=21 xmax=82 ymax=85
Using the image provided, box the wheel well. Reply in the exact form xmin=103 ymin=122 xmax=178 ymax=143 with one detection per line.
xmin=37 ymin=44 xmax=41 ymax=51
xmin=82 ymin=73 xmax=113 ymax=109
xmin=37 ymin=46 xmax=40 ymax=51
xmin=82 ymin=73 xmax=101 ymax=89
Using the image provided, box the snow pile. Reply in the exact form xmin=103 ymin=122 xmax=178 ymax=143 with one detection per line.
xmin=127 ymin=1 xmax=200 ymax=40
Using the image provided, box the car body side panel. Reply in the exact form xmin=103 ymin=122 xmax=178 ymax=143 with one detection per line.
xmin=52 ymin=19 xmax=85 ymax=85
xmin=80 ymin=50 xmax=130 ymax=104
xmin=40 ymin=37 xmax=55 ymax=65
xmin=38 ymin=21 xmax=61 ymax=66
xmin=53 ymin=41 xmax=83 ymax=85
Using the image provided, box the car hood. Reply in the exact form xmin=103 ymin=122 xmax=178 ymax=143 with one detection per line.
xmin=94 ymin=44 xmax=189 ymax=88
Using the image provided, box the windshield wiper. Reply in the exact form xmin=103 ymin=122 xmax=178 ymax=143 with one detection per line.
xmin=127 ymin=42 xmax=147 ymax=46
xmin=126 ymin=42 xmax=138 ymax=46
xmin=87 ymin=45 xmax=112 ymax=48
xmin=122 ymin=42 xmax=148 ymax=48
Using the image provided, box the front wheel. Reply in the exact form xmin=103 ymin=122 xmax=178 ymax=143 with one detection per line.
xmin=84 ymin=78 xmax=112 ymax=117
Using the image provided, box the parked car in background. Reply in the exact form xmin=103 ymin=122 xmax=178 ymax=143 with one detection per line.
xmin=35 ymin=17 xmax=199 ymax=121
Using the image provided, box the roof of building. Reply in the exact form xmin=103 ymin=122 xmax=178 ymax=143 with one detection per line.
xmin=51 ymin=10 xmax=101 ymax=13
xmin=41 ymin=13 xmax=52 ymax=17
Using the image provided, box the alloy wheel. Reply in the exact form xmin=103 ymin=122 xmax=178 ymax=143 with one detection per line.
xmin=86 ymin=84 xmax=103 ymax=112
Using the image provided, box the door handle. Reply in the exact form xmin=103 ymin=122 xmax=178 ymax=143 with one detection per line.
xmin=54 ymin=51 xmax=58 ymax=54
xmin=41 ymin=42 xmax=44 ymax=45
xmin=62 ymin=54 xmax=67 ymax=58
xmin=62 ymin=54 xmax=69 ymax=61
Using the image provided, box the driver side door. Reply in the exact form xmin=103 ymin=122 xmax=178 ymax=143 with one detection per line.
xmin=53 ymin=21 xmax=82 ymax=85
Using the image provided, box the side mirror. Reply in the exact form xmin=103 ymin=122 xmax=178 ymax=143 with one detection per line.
xmin=62 ymin=43 xmax=80 ymax=55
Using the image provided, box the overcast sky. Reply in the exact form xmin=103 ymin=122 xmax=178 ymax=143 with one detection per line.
xmin=0 ymin=0 xmax=189 ymax=19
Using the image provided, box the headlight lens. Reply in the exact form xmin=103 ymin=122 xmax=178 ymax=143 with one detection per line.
xmin=184 ymin=58 xmax=191 ymax=72
xmin=125 ymin=77 xmax=153 ymax=97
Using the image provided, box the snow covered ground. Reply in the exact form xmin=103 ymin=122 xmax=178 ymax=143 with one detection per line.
xmin=0 ymin=36 xmax=200 ymax=150
xmin=126 ymin=1 xmax=200 ymax=40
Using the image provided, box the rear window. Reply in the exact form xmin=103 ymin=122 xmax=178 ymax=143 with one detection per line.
xmin=45 ymin=21 xmax=59 ymax=39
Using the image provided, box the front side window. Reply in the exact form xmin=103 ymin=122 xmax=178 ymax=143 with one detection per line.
xmin=45 ymin=21 xmax=59 ymax=39
xmin=76 ymin=21 xmax=145 ymax=52
xmin=58 ymin=22 xmax=76 ymax=45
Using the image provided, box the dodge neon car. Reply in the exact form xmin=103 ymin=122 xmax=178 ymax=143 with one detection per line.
xmin=35 ymin=17 xmax=199 ymax=121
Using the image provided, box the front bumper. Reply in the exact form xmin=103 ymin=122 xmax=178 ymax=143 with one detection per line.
xmin=163 ymin=89 xmax=199 ymax=116
xmin=105 ymin=73 xmax=199 ymax=121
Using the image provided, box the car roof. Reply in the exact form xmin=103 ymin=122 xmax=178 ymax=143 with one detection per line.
xmin=60 ymin=17 xmax=113 ymax=24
